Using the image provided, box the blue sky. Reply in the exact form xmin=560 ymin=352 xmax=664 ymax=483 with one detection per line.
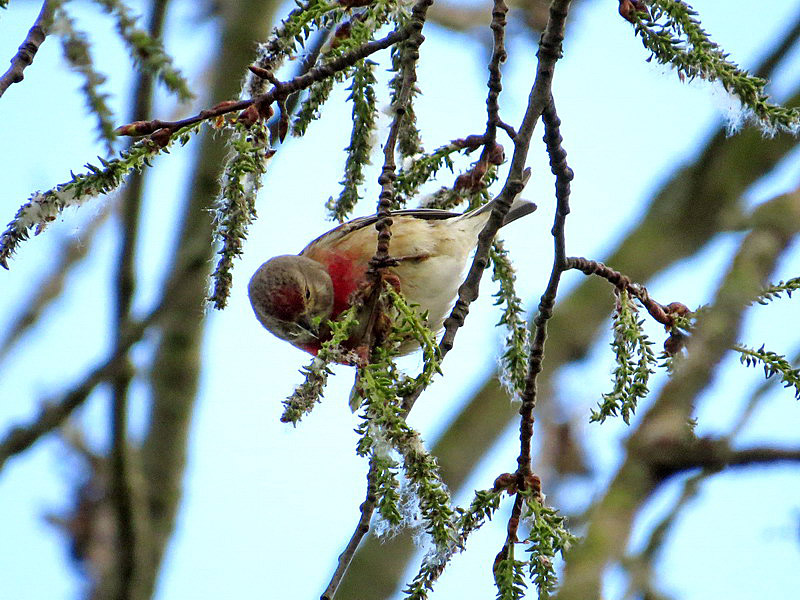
xmin=1 ymin=1 xmax=799 ymax=599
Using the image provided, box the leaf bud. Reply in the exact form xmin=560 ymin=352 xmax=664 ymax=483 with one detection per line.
xmin=149 ymin=127 xmax=172 ymax=148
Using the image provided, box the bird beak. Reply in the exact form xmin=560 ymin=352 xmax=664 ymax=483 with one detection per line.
xmin=295 ymin=316 xmax=319 ymax=339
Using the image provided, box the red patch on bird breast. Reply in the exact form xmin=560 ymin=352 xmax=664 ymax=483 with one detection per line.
xmin=314 ymin=250 xmax=368 ymax=317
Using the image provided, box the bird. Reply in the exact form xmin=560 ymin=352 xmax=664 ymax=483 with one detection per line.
xmin=248 ymin=180 xmax=536 ymax=361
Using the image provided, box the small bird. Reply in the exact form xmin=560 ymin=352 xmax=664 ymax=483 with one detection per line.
xmin=248 ymin=185 xmax=536 ymax=359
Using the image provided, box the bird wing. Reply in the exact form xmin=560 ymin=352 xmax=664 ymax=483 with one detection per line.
xmin=300 ymin=208 xmax=461 ymax=255
xmin=301 ymin=213 xmax=451 ymax=316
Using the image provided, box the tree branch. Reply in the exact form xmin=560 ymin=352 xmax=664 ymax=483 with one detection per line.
xmin=0 ymin=0 xmax=58 ymax=99
xmin=321 ymin=458 xmax=378 ymax=600
xmin=333 ymin=7 xmax=800 ymax=595
xmin=557 ymin=188 xmax=800 ymax=600
xmin=107 ymin=1 xmax=171 ymax=597
xmin=0 ymin=305 xmax=163 ymax=472
xmin=135 ymin=3 xmax=281 ymax=598
xmin=438 ymin=0 xmax=572 ymax=356
xmin=645 ymin=438 xmax=800 ymax=479
xmin=497 ymin=95 xmax=574 ymax=551
xmin=753 ymin=6 xmax=800 ymax=80
xmin=0 ymin=205 xmax=112 ymax=364
xmin=566 ymin=256 xmax=682 ymax=328
xmin=116 ymin=22 xmax=420 ymax=142
xmin=401 ymin=0 xmax=573 ymax=415
xmin=368 ymin=0 xmax=432 ymax=273
xmin=328 ymin=1 xmax=433 ymax=593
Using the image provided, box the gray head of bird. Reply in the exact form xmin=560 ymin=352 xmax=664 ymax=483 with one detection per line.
xmin=248 ymin=255 xmax=335 ymax=346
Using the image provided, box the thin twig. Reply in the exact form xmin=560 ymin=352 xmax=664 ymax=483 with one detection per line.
xmin=730 ymin=346 xmax=800 ymax=437
xmin=116 ymin=23 xmax=418 ymax=141
xmin=325 ymin=3 xmax=433 ymax=596
xmin=266 ymin=28 xmax=331 ymax=142
xmin=517 ymin=98 xmax=572 ymax=470
xmin=565 ymin=256 xmax=677 ymax=327
xmin=558 ymin=190 xmax=800 ymax=600
xmin=483 ymin=0 xmax=509 ymax=148
xmin=456 ymin=0 xmax=510 ymax=197
xmin=0 ymin=0 xmax=59 ymax=98
xmin=500 ymin=97 xmax=573 ymax=548
xmin=402 ymin=0 xmax=574 ymax=414
xmin=245 ymin=0 xmax=317 ymax=88
xmin=321 ymin=457 xmax=378 ymax=600
xmin=437 ymin=0 xmax=572 ymax=356
xmin=368 ymin=0 xmax=432 ymax=272
xmin=356 ymin=0 xmax=432 ymax=364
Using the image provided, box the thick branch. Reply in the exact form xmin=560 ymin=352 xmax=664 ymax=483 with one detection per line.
xmin=107 ymin=1 xmax=171 ymax=598
xmin=135 ymin=3 xmax=280 ymax=598
xmin=753 ymin=7 xmax=800 ymax=79
xmin=646 ymin=438 xmax=800 ymax=479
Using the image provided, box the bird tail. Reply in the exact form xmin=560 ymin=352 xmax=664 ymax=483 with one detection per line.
xmin=471 ymin=167 xmax=536 ymax=226
xmin=502 ymin=196 xmax=537 ymax=226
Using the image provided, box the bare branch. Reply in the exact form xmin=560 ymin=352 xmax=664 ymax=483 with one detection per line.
xmin=644 ymin=438 xmax=800 ymax=479
xmin=566 ymin=256 xmax=685 ymax=329
xmin=134 ymin=4 xmax=284 ymax=598
xmin=0 ymin=0 xmax=59 ymax=98
xmin=321 ymin=458 xmax=378 ymax=600
xmin=106 ymin=1 xmax=172 ymax=596
xmin=369 ymin=0 xmax=433 ymax=273
xmin=516 ymin=97 xmax=572 ymax=471
xmin=0 ymin=205 xmax=112 ymax=364
xmin=483 ymin=0 xmax=509 ymax=147
xmin=753 ymin=6 xmax=800 ymax=79
xmin=498 ymin=95 xmax=573 ymax=550
xmin=438 ymin=0 xmax=572 ymax=356
xmin=326 ymin=2 xmax=434 ymax=592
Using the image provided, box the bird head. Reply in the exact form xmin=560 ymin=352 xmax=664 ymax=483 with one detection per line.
xmin=248 ymin=255 xmax=334 ymax=346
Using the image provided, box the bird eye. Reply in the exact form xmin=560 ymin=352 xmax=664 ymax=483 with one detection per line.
xmin=305 ymin=287 xmax=311 ymax=300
